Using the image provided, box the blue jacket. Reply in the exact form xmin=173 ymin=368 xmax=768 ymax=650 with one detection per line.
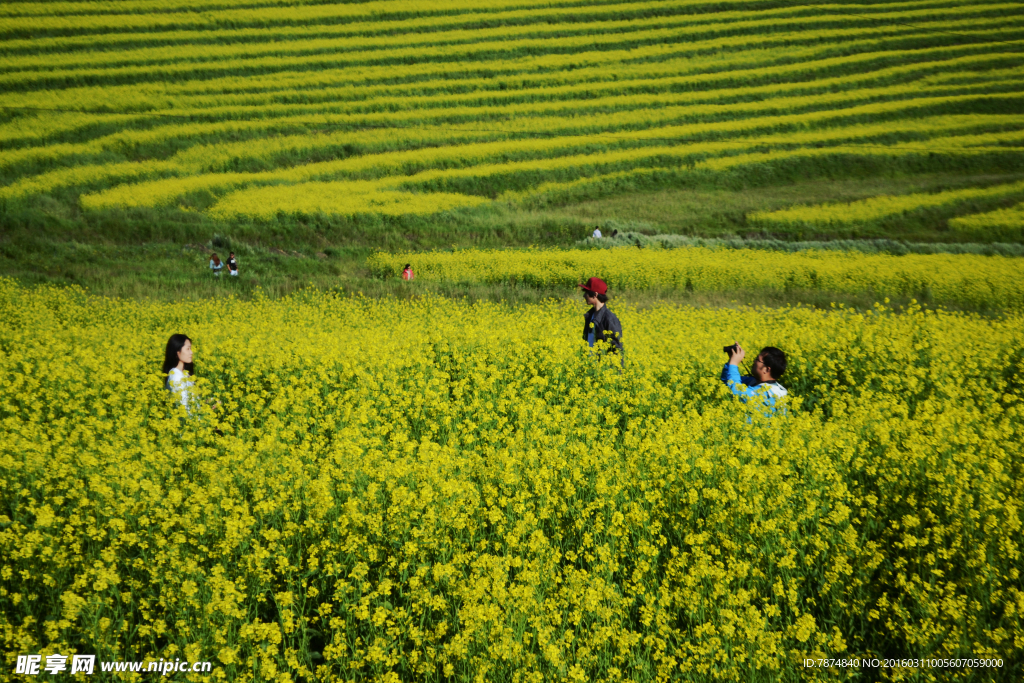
xmin=721 ymin=364 xmax=788 ymax=416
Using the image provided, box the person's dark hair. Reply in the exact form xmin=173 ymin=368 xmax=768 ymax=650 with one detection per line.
xmin=163 ymin=334 xmax=194 ymax=383
xmin=584 ymin=290 xmax=610 ymax=304
xmin=611 ymin=229 xmax=618 ymax=238
xmin=211 ymin=253 xmax=221 ymax=266
xmin=404 ymin=263 xmax=411 ymax=269
xmin=759 ymin=346 xmax=787 ymax=379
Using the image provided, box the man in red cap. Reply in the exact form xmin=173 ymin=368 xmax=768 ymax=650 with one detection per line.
xmin=578 ymin=277 xmax=623 ymax=356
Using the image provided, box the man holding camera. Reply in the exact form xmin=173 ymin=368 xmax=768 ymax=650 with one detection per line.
xmin=721 ymin=343 xmax=788 ymax=416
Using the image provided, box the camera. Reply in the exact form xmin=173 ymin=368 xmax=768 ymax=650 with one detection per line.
xmin=723 ymin=343 xmax=738 ymax=355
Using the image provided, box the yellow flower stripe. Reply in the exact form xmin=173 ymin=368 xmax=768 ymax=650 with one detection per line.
xmin=6 ymin=2 xmax=1010 ymax=74
xmin=749 ymin=180 xmax=1024 ymax=227
xmin=75 ymin=109 xmax=1024 ymax=212
xmin=697 ymin=126 xmax=1024 ymax=171
xmin=6 ymin=34 xmax=1012 ymax=118
xmin=366 ymin=246 xmax=1024 ymax=309
xmin=3 ymin=13 xmax=1017 ymax=90
xmin=5 ymin=44 xmax=1018 ymax=158
xmin=0 ymin=0 xmax=953 ymax=58
xmin=208 ymin=180 xmax=490 ymax=219
xmin=7 ymin=51 xmax=1021 ymax=175
xmin=0 ymin=0 xmax=951 ymax=19
xmin=950 ymin=203 xmax=1024 ymax=231
xmin=0 ymin=0 xmax=622 ymax=32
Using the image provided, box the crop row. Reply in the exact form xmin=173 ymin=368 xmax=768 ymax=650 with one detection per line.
xmin=192 ymin=126 xmax=1024 ymax=222
xmin=0 ymin=0 xmax=419 ymax=17
xmin=0 ymin=0 xmax=645 ymax=37
xmin=0 ymin=39 xmax=839 ymax=115
xmin=0 ymin=4 xmax=842 ymax=70
xmin=4 ymin=63 xmax=1020 ymax=174
xmin=153 ymin=101 xmax=1019 ymax=180
xmin=0 ymin=0 xmax=957 ymax=56
xmin=68 ymin=106 xmax=1024 ymax=211
xmin=4 ymin=0 xmax=965 ymax=20
xmin=5 ymin=44 xmax=1018 ymax=150
xmin=950 ymin=203 xmax=1024 ymax=231
xmin=4 ymin=16 xmax=1020 ymax=92
xmin=7 ymin=102 xmax=1014 ymax=205
xmin=5 ymin=2 xmax=1012 ymax=74
xmin=366 ymin=246 xmax=1024 ymax=309
xmin=4 ymin=32 xmax=1016 ymax=119
xmin=209 ymin=181 xmax=490 ymax=219
xmin=696 ymin=126 xmax=1024 ymax=174
xmin=8 ymin=95 xmax=1021 ymax=211
xmin=502 ymin=138 xmax=1024 ymax=208
xmin=749 ymin=179 xmax=1024 ymax=227
xmin=69 ymin=52 xmax=1023 ymax=123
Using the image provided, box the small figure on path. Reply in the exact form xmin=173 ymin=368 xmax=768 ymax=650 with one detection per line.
xmin=227 ymin=252 xmax=239 ymax=276
xmin=592 ymin=226 xmax=602 ymax=239
xmin=579 ymin=277 xmax=623 ymax=355
xmin=402 ymin=263 xmax=415 ymax=281
xmin=210 ymin=253 xmax=224 ymax=276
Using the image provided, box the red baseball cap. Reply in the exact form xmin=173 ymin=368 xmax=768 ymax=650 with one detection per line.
xmin=578 ymin=277 xmax=608 ymax=295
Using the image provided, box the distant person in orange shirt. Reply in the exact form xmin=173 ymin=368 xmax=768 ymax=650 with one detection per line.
xmin=402 ymin=263 xmax=414 ymax=281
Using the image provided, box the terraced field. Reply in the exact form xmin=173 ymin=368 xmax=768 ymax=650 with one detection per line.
xmin=1 ymin=0 xmax=1023 ymax=232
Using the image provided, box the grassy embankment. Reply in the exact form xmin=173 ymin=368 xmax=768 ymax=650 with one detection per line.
xmin=4 ymin=170 xmax=1024 ymax=308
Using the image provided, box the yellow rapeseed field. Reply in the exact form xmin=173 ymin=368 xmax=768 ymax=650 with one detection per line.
xmin=1 ymin=277 xmax=1021 ymax=681
xmin=368 ymin=247 xmax=1024 ymax=310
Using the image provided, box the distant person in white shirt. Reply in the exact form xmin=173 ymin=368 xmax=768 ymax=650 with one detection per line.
xmin=592 ymin=226 xmax=602 ymax=239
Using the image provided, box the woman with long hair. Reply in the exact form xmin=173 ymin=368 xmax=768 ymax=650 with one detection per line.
xmin=163 ymin=334 xmax=196 ymax=413
xmin=210 ymin=253 xmax=223 ymax=276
